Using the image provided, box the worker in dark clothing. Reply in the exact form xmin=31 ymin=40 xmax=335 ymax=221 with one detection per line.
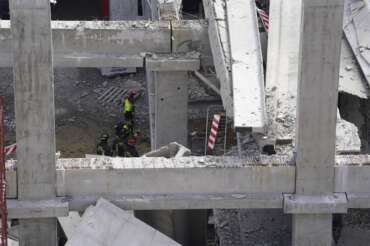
xmin=96 ymin=134 xmax=112 ymax=156
xmin=123 ymin=91 xmax=135 ymax=123
xmin=112 ymin=137 xmax=126 ymax=157
xmin=113 ymin=121 xmax=127 ymax=157
xmin=113 ymin=121 xmax=139 ymax=157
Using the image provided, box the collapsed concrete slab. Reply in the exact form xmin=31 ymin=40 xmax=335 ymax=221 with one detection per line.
xmin=58 ymin=212 xmax=82 ymax=239
xmin=66 ymin=198 xmax=181 ymax=246
xmin=343 ymin=0 xmax=370 ymax=85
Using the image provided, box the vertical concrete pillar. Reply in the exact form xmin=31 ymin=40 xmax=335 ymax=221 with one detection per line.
xmin=154 ymin=71 xmax=189 ymax=148
xmin=145 ymin=69 xmax=190 ymax=243
xmin=9 ymin=0 xmax=57 ymax=245
xmin=147 ymin=70 xmax=189 ymax=150
xmin=293 ymin=0 xmax=344 ymax=245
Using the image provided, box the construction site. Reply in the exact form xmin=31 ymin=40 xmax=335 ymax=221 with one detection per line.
xmin=1 ymin=0 xmax=370 ymax=245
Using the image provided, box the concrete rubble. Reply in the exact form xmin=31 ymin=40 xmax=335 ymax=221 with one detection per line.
xmin=143 ymin=142 xmax=191 ymax=158
xmin=66 ymin=198 xmax=181 ymax=246
xmin=1 ymin=0 xmax=370 ymax=245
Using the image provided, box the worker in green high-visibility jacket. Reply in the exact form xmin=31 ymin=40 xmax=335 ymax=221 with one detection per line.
xmin=123 ymin=91 xmax=135 ymax=122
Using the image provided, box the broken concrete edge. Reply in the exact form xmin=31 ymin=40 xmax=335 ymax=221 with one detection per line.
xmin=142 ymin=142 xmax=191 ymax=158
xmin=0 ymin=20 xmax=210 ymax=68
xmin=5 ymin=154 xmax=370 ymax=171
xmin=283 ymin=193 xmax=348 ymax=214
xmin=145 ymin=53 xmax=200 ymax=71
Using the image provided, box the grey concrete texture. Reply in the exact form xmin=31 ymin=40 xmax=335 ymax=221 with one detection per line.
xmin=265 ymin=0 xmax=364 ymax=153
xmin=295 ymin=0 xmax=344 ymax=194
xmin=66 ymin=198 xmax=181 ymax=246
xmin=150 ymin=71 xmax=189 ymax=148
xmin=0 ymin=20 xmax=212 ymax=68
xmin=284 ymin=194 xmax=348 ymax=214
xmin=10 ymin=0 xmax=58 ymax=244
xmin=143 ymin=142 xmax=191 ymax=158
xmin=146 ymin=53 xmax=200 ymax=71
xmin=7 ymin=198 xmax=69 ymax=219
xmin=343 ymin=0 xmax=370 ymax=85
xmin=202 ymin=0 xmax=233 ymax=117
xmin=226 ymin=0 xmax=266 ymax=131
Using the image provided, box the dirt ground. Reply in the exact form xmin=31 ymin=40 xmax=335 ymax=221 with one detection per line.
xmin=0 ymin=67 xmax=220 ymax=158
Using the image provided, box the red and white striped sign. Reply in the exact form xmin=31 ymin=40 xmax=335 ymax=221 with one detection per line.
xmin=4 ymin=144 xmax=16 ymax=156
xmin=208 ymin=114 xmax=221 ymax=150
xmin=257 ymin=8 xmax=269 ymax=33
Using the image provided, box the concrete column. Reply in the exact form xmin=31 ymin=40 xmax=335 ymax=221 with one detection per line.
xmin=145 ymin=70 xmax=190 ymax=243
xmin=110 ymin=0 xmax=138 ymax=20
xmin=9 ymin=0 xmax=57 ymax=245
xmin=293 ymin=0 xmax=344 ymax=245
xmin=155 ymin=72 xmax=189 ymax=148
xmin=147 ymin=71 xmax=189 ymax=149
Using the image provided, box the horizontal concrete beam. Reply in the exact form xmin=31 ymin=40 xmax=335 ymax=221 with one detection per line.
xmin=145 ymin=53 xmax=200 ymax=71
xmin=0 ymin=20 xmax=209 ymax=68
xmin=5 ymin=155 xmax=370 ymax=211
xmin=7 ymin=198 xmax=69 ymax=219
xmin=56 ymin=162 xmax=295 ymax=197
xmin=346 ymin=193 xmax=370 ymax=209
xmin=66 ymin=193 xmax=284 ymax=211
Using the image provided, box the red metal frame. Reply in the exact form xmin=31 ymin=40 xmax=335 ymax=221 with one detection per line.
xmin=0 ymin=97 xmax=8 ymax=246
xmin=102 ymin=0 xmax=110 ymax=20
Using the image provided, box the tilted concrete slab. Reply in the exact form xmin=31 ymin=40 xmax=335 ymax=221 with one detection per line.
xmin=66 ymin=198 xmax=181 ymax=246
xmin=202 ymin=0 xmax=233 ymax=117
xmin=58 ymin=212 xmax=82 ymax=239
xmin=343 ymin=0 xmax=370 ymax=85
xmin=339 ymin=38 xmax=368 ymax=99
xmin=226 ymin=0 xmax=266 ymax=131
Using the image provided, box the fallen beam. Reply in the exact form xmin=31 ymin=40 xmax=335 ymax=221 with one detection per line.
xmin=226 ymin=0 xmax=266 ymax=131
xmin=202 ymin=0 xmax=233 ymax=116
